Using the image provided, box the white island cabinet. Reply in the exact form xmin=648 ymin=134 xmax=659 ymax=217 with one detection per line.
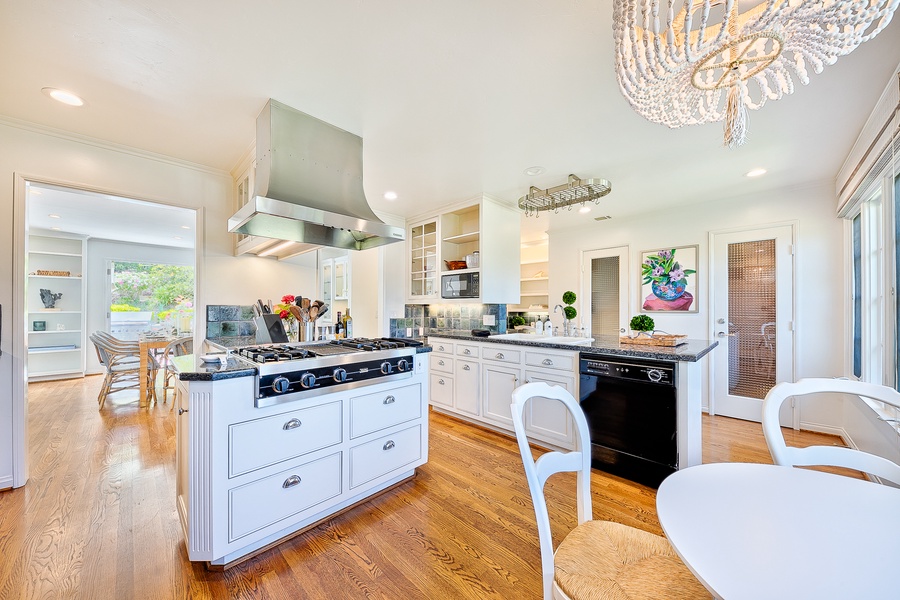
xmin=175 ymin=352 xmax=430 ymax=568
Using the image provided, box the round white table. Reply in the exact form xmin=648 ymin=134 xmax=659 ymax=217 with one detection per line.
xmin=657 ymin=462 xmax=900 ymax=600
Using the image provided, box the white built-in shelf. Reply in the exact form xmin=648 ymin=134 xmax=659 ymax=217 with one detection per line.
xmin=28 ymin=347 xmax=81 ymax=354
xmin=442 ymin=231 xmax=479 ymax=244
xmin=520 ymin=276 xmax=549 ymax=282
xmin=28 ymin=250 xmax=82 ymax=257
xmin=521 ymin=259 xmax=548 ymax=265
xmin=29 ymin=310 xmax=80 ymax=314
xmin=30 ymin=330 xmax=83 ymax=335
xmin=28 ymin=274 xmax=82 ymax=279
xmin=442 ymin=267 xmax=479 ymax=275
xmin=519 ymin=292 xmax=549 ymax=297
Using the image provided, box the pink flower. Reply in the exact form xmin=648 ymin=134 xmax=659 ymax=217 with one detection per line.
xmin=282 ymin=294 xmax=295 ymax=304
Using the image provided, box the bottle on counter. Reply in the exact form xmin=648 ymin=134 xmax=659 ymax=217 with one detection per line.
xmin=534 ymin=318 xmax=544 ymax=334
xmin=343 ymin=309 xmax=353 ymax=339
xmin=334 ymin=312 xmax=343 ymax=338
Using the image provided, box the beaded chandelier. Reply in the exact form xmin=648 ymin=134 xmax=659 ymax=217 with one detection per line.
xmin=614 ymin=0 xmax=899 ymax=147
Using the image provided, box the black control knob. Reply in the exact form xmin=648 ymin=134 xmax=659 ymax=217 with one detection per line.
xmin=333 ymin=368 xmax=348 ymax=383
xmin=272 ymin=376 xmax=291 ymax=394
xmin=397 ymin=359 xmax=411 ymax=372
xmin=381 ymin=361 xmax=393 ymax=375
xmin=647 ymin=369 xmax=663 ymax=383
xmin=300 ymin=373 xmax=317 ymax=389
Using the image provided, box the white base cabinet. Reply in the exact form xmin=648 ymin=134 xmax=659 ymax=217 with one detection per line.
xmin=428 ymin=337 xmax=577 ymax=449
xmin=176 ymin=353 xmax=430 ymax=567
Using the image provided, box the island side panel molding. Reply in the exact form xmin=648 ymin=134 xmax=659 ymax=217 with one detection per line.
xmin=189 ymin=383 xmax=215 ymax=560
xmin=677 ymin=360 xmax=702 ymax=468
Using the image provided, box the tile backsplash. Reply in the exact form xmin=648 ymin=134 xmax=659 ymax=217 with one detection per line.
xmin=206 ymin=305 xmax=256 ymax=338
xmin=389 ymin=304 xmax=507 ymax=338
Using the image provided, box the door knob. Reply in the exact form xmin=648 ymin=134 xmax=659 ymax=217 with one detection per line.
xmin=717 ymin=331 xmax=736 ymax=337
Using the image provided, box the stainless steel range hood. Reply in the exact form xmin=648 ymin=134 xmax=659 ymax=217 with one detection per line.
xmin=228 ymin=99 xmax=404 ymax=253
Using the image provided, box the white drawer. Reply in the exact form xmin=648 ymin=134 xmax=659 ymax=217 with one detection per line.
xmin=430 ymin=373 xmax=454 ymax=407
xmin=350 ymin=425 xmax=422 ymax=488
xmin=350 ymin=383 xmax=422 ymax=438
xmin=229 ymin=452 xmax=342 ymax=541
xmin=524 ymin=350 xmax=576 ymax=372
xmin=456 ymin=343 xmax=479 ymax=358
xmin=481 ymin=345 xmax=521 ymax=364
xmin=431 ymin=340 xmax=454 ymax=355
xmin=229 ymin=401 xmax=342 ymax=477
xmin=432 ymin=355 xmax=454 ymax=374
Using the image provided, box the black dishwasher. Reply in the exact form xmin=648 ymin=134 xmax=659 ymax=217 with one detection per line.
xmin=579 ymin=354 xmax=677 ymax=488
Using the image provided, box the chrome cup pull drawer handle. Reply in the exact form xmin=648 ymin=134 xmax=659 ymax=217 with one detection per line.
xmin=383 ymin=440 xmax=395 ymax=451
xmin=463 ymin=364 xmax=471 ymax=371
xmin=496 ymin=353 xmax=504 ymax=359
xmin=463 ymin=348 xmax=471 ymax=355
xmin=438 ymin=360 xmax=445 ymax=366
xmin=542 ymin=358 xmax=553 ymax=366
xmin=283 ymin=418 xmax=302 ymax=430
xmin=438 ymin=379 xmax=445 ymax=385
xmin=282 ymin=475 xmax=302 ymax=489
xmin=438 ymin=346 xmax=445 ymax=351
xmin=383 ymin=395 xmax=396 ymax=405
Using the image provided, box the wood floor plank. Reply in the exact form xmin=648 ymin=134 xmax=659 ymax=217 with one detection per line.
xmin=0 ymin=375 xmax=859 ymax=599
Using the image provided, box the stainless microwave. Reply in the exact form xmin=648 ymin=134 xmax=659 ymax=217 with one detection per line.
xmin=442 ymin=272 xmax=480 ymax=299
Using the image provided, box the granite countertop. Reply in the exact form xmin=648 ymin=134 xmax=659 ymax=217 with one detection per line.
xmin=426 ymin=332 xmax=717 ymax=362
xmin=172 ymin=353 xmax=257 ymax=381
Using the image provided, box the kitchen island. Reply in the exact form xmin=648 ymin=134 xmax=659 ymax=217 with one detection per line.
xmin=171 ymin=340 xmax=431 ymax=568
xmin=427 ymin=332 xmax=716 ymax=485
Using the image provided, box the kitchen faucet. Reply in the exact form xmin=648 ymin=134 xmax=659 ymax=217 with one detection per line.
xmin=553 ymin=304 xmax=571 ymax=336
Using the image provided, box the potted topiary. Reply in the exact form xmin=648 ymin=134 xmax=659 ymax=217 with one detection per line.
xmin=629 ymin=315 xmax=655 ymax=338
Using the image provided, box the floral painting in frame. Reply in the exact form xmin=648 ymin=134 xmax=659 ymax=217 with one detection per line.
xmin=640 ymin=245 xmax=699 ymax=313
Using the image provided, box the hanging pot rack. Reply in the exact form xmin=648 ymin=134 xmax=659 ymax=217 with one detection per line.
xmin=518 ymin=174 xmax=612 ymax=217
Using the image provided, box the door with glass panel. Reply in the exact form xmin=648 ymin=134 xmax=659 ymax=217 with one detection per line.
xmin=712 ymin=226 xmax=794 ymax=423
xmin=581 ymin=247 xmax=629 ymax=337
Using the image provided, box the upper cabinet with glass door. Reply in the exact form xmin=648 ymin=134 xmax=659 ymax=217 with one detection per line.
xmin=406 ymin=196 xmax=520 ymax=304
xmin=409 ymin=218 xmax=439 ymax=301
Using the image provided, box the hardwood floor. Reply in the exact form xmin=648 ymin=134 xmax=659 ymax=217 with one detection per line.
xmin=0 ymin=377 xmax=853 ymax=599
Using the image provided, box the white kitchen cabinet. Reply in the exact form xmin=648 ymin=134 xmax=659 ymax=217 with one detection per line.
xmin=318 ymin=250 xmax=350 ymax=324
xmin=428 ymin=337 xmax=577 ymax=449
xmin=27 ymin=233 xmax=87 ymax=381
xmin=455 ymin=359 xmax=480 ymax=416
xmin=406 ymin=196 xmax=520 ymax=304
xmin=176 ymin=353 xmax=430 ymax=567
xmin=482 ymin=363 xmax=520 ymax=427
xmin=511 ymin=238 xmax=550 ymax=312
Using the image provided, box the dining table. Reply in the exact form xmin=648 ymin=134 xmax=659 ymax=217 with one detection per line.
xmin=138 ymin=333 xmax=177 ymax=407
xmin=656 ymin=462 xmax=900 ymax=600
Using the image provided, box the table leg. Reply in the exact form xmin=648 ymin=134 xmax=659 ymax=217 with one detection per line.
xmin=139 ymin=343 xmax=149 ymax=408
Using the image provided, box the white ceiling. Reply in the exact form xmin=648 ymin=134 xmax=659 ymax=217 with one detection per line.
xmin=2 ymin=1 xmax=899 ymax=238
xmin=28 ymin=183 xmax=196 ymax=248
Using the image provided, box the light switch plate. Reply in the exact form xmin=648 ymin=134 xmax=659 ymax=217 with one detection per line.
xmin=483 ymin=315 xmax=496 ymax=326
xmin=406 ymin=327 xmax=412 ymax=336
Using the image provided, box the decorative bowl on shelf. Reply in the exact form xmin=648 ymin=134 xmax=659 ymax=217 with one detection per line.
xmin=444 ymin=260 xmax=468 ymax=270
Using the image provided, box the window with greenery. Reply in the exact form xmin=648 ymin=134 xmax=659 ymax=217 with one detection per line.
xmin=110 ymin=261 xmax=194 ymax=333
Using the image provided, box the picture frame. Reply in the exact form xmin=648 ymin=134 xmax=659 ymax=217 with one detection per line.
xmin=33 ymin=320 xmax=46 ymax=331
xmin=640 ymin=245 xmax=699 ymax=313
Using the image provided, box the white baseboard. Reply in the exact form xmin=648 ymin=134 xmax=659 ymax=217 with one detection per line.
xmin=0 ymin=474 xmax=16 ymax=491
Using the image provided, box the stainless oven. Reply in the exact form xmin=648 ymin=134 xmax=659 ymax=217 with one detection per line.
xmin=441 ymin=272 xmax=479 ymax=299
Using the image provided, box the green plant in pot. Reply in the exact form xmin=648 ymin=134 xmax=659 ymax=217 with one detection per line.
xmin=629 ymin=315 xmax=655 ymax=337
xmin=561 ymin=290 xmax=578 ymax=335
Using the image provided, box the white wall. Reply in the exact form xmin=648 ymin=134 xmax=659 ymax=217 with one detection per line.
xmin=84 ymin=238 xmax=194 ymax=373
xmin=547 ymin=181 xmax=845 ymax=425
xmin=0 ymin=119 xmax=314 ymax=488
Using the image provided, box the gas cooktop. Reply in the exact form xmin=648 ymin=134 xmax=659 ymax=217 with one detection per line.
xmin=236 ymin=338 xmax=424 ymax=407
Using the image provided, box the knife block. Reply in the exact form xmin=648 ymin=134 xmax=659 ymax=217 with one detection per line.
xmin=254 ymin=314 xmax=288 ymax=344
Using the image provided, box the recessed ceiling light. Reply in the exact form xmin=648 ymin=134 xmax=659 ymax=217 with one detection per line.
xmin=41 ymin=87 xmax=84 ymax=107
xmin=48 ymin=214 xmax=61 ymax=219
xmin=50 ymin=227 xmax=61 ymax=231
xmin=579 ymin=206 xmax=591 ymax=214
xmin=181 ymin=225 xmax=191 ymax=230
xmin=173 ymin=236 xmax=183 ymax=240
xmin=524 ymin=166 xmax=546 ymax=176
xmin=745 ymin=168 xmax=767 ymax=178
xmin=383 ymin=191 xmax=398 ymax=201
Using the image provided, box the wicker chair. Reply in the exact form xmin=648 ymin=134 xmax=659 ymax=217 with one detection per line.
xmin=510 ymin=382 xmax=709 ymax=600
xmin=90 ymin=332 xmax=158 ymax=408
